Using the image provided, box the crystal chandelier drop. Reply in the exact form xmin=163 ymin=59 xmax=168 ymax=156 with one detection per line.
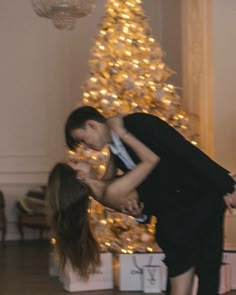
xmin=32 ymin=0 xmax=96 ymax=30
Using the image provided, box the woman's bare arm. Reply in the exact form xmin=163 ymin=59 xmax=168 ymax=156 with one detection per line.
xmin=99 ymin=117 xmax=160 ymax=209
xmin=101 ymin=153 xmax=117 ymax=181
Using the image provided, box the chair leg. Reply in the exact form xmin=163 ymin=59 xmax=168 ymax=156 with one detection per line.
xmin=39 ymin=228 xmax=44 ymax=240
xmin=1 ymin=215 xmax=7 ymax=246
xmin=1 ymin=227 xmax=6 ymax=246
xmin=18 ymin=223 xmax=24 ymax=240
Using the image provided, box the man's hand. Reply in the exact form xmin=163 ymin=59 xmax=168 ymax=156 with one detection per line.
xmin=120 ymin=196 xmax=144 ymax=218
xmin=224 ymin=191 xmax=236 ymax=214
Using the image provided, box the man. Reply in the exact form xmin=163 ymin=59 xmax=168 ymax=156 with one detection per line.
xmin=65 ymin=105 xmax=235 ymax=294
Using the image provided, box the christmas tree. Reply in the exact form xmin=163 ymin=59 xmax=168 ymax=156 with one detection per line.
xmin=82 ymin=0 xmax=198 ymax=143
xmin=70 ymin=0 xmax=199 ymax=253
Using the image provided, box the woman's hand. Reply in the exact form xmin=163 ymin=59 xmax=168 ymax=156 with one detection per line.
xmin=107 ymin=116 xmax=126 ymax=138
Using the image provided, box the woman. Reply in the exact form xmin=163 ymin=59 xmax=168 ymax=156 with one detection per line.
xmin=46 ymin=117 xmax=159 ymax=279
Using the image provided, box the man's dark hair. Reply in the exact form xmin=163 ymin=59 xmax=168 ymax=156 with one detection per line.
xmin=65 ymin=106 xmax=106 ymax=150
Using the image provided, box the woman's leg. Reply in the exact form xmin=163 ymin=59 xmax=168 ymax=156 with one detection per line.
xmin=170 ymin=267 xmax=195 ymax=295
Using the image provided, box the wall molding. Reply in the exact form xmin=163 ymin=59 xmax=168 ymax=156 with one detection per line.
xmin=181 ymin=0 xmax=214 ymax=157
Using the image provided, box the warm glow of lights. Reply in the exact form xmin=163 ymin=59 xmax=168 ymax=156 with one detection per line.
xmin=100 ymin=89 xmax=107 ymax=95
xmin=91 ymin=77 xmax=97 ymax=82
xmin=123 ymin=27 xmax=129 ymax=33
xmin=68 ymin=150 xmax=76 ymax=155
xmin=147 ymin=247 xmax=153 ymax=252
xmin=163 ymin=98 xmax=171 ymax=105
xmin=102 ymin=150 xmax=109 ymax=156
xmin=158 ymin=63 xmax=165 ymax=69
xmin=99 ymin=164 xmax=106 ymax=171
xmin=125 ymin=50 xmax=132 ymax=56
xmin=126 ymin=1 xmax=135 ymax=7
xmin=101 ymin=99 xmax=109 ymax=105
xmin=51 ymin=238 xmax=56 ymax=245
xmin=167 ymin=84 xmax=174 ymax=90
xmin=119 ymin=36 xmax=125 ymax=41
xmin=122 ymin=14 xmax=130 ymax=19
xmin=114 ymin=100 xmax=120 ymax=107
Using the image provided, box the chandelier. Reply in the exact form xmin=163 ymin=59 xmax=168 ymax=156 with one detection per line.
xmin=32 ymin=0 xmax=96 ymax=30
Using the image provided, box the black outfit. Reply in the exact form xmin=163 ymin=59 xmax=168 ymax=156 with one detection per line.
xmin=111 ymin=113 xmax=235 ymax=295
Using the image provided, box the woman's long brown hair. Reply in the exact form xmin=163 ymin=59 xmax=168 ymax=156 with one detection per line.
xmin=46 ymin=163 xmax=101 ymax=279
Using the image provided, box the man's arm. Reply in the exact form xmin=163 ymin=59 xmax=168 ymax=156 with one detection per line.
xmin=124 ymin=113 xmax=235 ymax=195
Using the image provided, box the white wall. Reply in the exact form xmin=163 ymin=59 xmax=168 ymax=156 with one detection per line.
xmin=0 ymin=0 xmax=67 ymax=239
xmin=212 ymin=0 xmax=236 ymax=173
xmin=160 ymin=0 xmax=182 ymax=90
xmin=212 ymin=0 xmax=236 ymax=247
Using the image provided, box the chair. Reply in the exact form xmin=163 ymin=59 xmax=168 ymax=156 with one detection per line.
xmin=16 ymin=189 xmax=50 ymax=240
xmin=0 ymin=191 xmax=7 ymax=244
xmin=18 ymin=213 xmax=49 ymax=240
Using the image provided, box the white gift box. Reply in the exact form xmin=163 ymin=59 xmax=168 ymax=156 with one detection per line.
xmin=118 ymin=253 xmax=166 ymax=291
xmin=223 ymin=251 xmax=236 ymax=289
xmin=143 ymin=265 xmax=161 ymax=293
xmin=61 ymin=252 xmax=113 ymax=292
xmin=219 ymin=263 xmax=231 ymax=294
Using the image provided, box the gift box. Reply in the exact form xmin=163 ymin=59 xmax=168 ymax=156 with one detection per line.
xmin=219 ymin=263 xmax=231 ymax=294
xmin=118 ymin=253 xmax=166 ymax=291
xmin=61 ymin=252 xmax=113 ymax=292
xmin=223 ymin=251 xmax=236 ymax=289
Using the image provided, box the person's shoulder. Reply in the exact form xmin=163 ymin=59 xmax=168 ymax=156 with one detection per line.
xmin=124 ymin=112 xmax=164 ymax=123
xmin=124 ymin=112 xmax=156 ymax=119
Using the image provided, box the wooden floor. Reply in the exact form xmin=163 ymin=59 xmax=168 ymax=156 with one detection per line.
xmin=0 ymin=240 xmax=235 ymax=295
